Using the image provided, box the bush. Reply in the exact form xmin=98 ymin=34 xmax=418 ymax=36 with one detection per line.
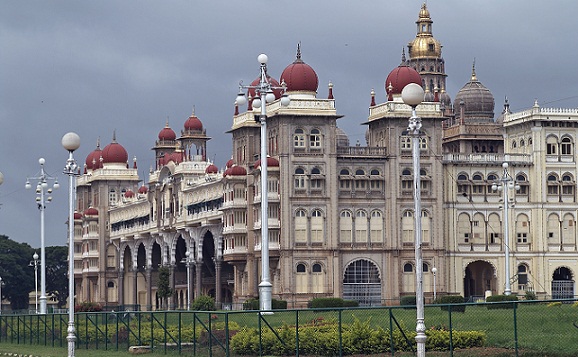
xmin=191 ymin=295 xmax=216 ymax=311
xmin=435 ymin=295 xmax=466 ymax=313
xmin=242 ymin=298 xmax=259 ymax=310
xmin=75 ymin=301 xmax=103 ymax=312
xmin=241 ymin=298 xmax=287 ymax=310
xmin=525 ymin=290 xmax=537 ymax=300
xmin=400 ymin=295 xmax=416 ymax=308
xmin=272 ymin=298 xmax=287 ymax=310
xmin=486 ymin=294 xmax=518 ymax=309
xmin=308 ymin=297 xmax=359 ymax=308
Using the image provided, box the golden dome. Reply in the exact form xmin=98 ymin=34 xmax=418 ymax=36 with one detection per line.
xmin=408 ymin=37 xmax=442 ymax=58
xmin=419 ymin=3 xmax=430 ymax=19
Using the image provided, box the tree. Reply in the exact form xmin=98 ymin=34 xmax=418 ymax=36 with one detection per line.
xmin=156 ymin=266 xmax=173 ymax=310
xmin=45 ymin=246 xmax=68 ymax=308
xmin=0 ymin=235 xmax=34 ymax=310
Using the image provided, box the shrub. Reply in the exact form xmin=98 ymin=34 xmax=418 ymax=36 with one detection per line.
xmin=75 ymin=301 xmax=103 ymax=312
xmin=242 ymin=298 xmax=259 ymax=310
xmin=547 ymin=301 xmax=562 ymax=307
xmin=435 ymin=295 xmax=466 ymax=313
xmin=400 ymin=295 xmax=416 ymax=308
xmin=191 ymin=295 xmax=215 ymax=311
xmin=240 ymin=298 xmax=287 ymax=310
xmin=308 ymin=297 xmax=359 ymax=308
xmin=486 ymin=294 xmax=518 ymax=309
xmin=272 ymin=298 xmax=287 ymax=310
xmin=525 ymin=290 xmax=537 ymax=300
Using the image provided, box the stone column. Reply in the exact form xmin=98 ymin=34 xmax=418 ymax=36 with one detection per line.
xmin=146 ymin=267 xmax=152 ymax=311
xmin=133 ymin=268 xmax=138 ymax=309
xmin=118 ymin=268 xmax=124 ymax=308
xmin=169 ymin=265 xmax=176 ymax=310
xmin=195 ymin=261 xmax=202 ymax=298
xmin=215 ymin=259 xmax=222 ymax=309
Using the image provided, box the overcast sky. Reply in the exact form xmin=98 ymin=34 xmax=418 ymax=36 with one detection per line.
xmin=1 ymin=0 xmax=577 ymax=248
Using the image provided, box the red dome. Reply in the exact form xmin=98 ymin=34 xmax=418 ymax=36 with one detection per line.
xmin=74 ymin=212 xmax=83 ymax=220
xmin=184 ymin=114 xmax=203 ymax=131
xmin=226 ymin=158 xmax=234 ymax=168
xmin=158 ymin=125 xmax=176 ymax=141
xmin=85 ymin=143 xmax=102 ymax=170
xmin=124 ymin=190 xmax=135 ymax=198
xmin=254 ymin=156 xmax=279 ymax=169
xmin=280 ymin=45 xmax=318 ymax=92
xmin=138 ymin=185 xmax=148 ymax=194
xmin=385 ymin=65 xmax=422 ymax=95
xmin=205 ymin=164 xmax=218 ymax=174
xmin=102 ymin=135 xmax=128 ymax=164
xmin=224 ymin=165 xmax=247 ymax=176
xmin=84 ymin=207 xmax=98 ymax=216
xmin=248 ymin=76 xmax=283 ymax=99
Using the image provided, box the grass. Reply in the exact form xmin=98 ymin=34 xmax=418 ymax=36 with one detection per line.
xmin=2 ymin=301 xmax=578 ymax=356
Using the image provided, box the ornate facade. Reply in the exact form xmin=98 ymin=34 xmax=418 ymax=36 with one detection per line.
xmin=69 ymin=3 xmax=578 ymax=310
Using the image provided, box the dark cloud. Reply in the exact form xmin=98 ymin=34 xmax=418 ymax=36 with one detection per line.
xmin=1 ymin=0 xmax=577 ymax=247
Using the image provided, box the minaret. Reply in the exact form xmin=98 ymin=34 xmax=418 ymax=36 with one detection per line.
xmin=406 ymin=3 xmax=450 ymax=106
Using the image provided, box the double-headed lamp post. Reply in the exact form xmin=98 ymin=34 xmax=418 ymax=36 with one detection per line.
xmin=236 ymin=53 xmax=289 ymax=311
xmin=30 ymin=252 xmax=40 ymax=313
xmin=62 ymin=132 xmax=80 ymax=357
xmin=401 ymin=82 xmax=426 ymax=357
xmin=26 ymin=158 xmax=60 ymax=314
xmin=492 ymin=162 xmax=519 ymax=296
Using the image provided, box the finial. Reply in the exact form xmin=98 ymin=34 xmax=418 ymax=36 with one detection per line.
xmin=234 ymin=101 xmax=239 ymax=116
xmin=294 ymin=42 xmax=303 ymax=63
xmin=96 ymin=137 xmax=101 ymax=149
xmin=112 ymin=130 xmax=117 ymax=143
xmin=192 ymin=105 xmax=196 ymax=116
xmin=165 ymin=116 xmax=170 ymax=127
xmin=401 ymin=48 xmax=407 ymax=65
xmin=502 ymin=96 xmax=511 ymax=115
xmin=533 ymin=99 xmax=540 ymax=108
xmin=370 ymin=88 xmax=376 ymax=107
xmin=328 ymin=81 xmax=334 ymax=100
xmin=471 ymin=58 xmax=477 ymax=81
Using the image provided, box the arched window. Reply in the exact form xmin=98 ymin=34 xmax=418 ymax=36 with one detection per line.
xmin=294 ymin=209 xmax=307 ymax=243
xmin=312 ymin=263 xmax=324 ymax=293
xmin=340 ymin=211 xmax=353 ymax=243
xmin=294 ymin=128 xmax=305 ymax=148
xmin=547 ymin=173 xmax=559 ymax=195
xmin=401 ymin=136 xmax=411 ymax=150
xmin=343 ymin=259 xmax=381 ymax=306
xmin=296 ymin=263 xmax=307 ymax=293
xmin=310 ymin=128 xmax=322 ymax=148
xmin=340 ymin=169 xmax=350 ymax=175
xmin=403 ymin=263 xmax=413 ymax=272
xmin=561 ymin=137 xmax=573 ymax=155
xmin=370 ymin=210 xmax=384 ymax=243
xmin=517 ymin=264 xmax=528 ymax=291
xmin=562 ymin=174 xmax=574 ymax=196
xmin=355 ymin=210 xmax=368 ymax=243
xmin=311 ymin=209 xmax=324 ymax=243
xmin=311 ymin=167 xmax=321 ymax=175
xmin=516 ymin=213 xmax=531 ymax=245
xmin=402 ymin=262 xmax=415 ymax=293
xmin=402 ymin=211 xmax=414 ymax=244
xmin=546 ymin=135 xmax=558 ymax=155
xmin=294 ymin=168 xmax=306 ymax=189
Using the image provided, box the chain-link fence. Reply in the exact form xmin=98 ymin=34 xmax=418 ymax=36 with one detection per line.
xmin=1 ymin=299 xmax=577 ymax=356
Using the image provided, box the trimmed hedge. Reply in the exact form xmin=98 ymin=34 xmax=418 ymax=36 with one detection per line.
xmin=230 ymin=316 xmax=486 ymax=355
xmin=486 ymin=294 xmax=518 ymax=309
xmin=241 ymin=298 xmax=288 ymax=310
xmin=400 ymin=295 xmax=416 ymax=308
xmin=308 ymin=297 xmax=359 ymax=308
xmin=435 ymin=295 xmax=466 ymax=313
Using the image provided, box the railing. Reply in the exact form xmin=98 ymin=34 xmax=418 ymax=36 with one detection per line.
xmin=1 ymin=299 xmax=578 ymax=356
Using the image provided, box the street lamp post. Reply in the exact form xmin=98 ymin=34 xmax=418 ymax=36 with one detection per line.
xmin=401 ymin=83 xmax=426 ymax=357
xmin=236 ymin=53 xmax=289 ymax=312
xmin=182 ymin=251 xmax=192 ymax=310
xmin=0 ymin=276 xmax=3 ymax=315
xmin=26 ymin=158 xmax=59 ymax=314
xmin=30 ymin=252 xmax=40 ymax=313
xmin=492 ymin=162 xmax=519 ymax=296
xmin=431 ymin=267 xmax=437 ymax=302
xmin=62 ymin=132 xmax=80 ymax=357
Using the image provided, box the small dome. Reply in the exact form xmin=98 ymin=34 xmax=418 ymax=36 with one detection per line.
xmin=161 ymin=152 xmax=183 ymax=165
xmin=226 ymin=158 xmax=234 ymax=168
xmin=102 ymin=133 xmax=128 ymax=164
xmin=224 ymin=165 xmax=247 ymax=177
xmin=454 ymin=64 xmax=495 ymax=121
xmin=184 ymin=113 xmax=203 ymax=131
xmin=84 ymin=207 xmax=98 ymax=216
xmin=248 ymin=76 xmax=283 ymax=100
xmin=124 ymin=190 xmax=135 ymax=198
xmin=385 ymin=65 xmax=422 ymax=95
xmin=280 ymin=44 xmax=318 ymax=93
xmin=336 ymin=127 xmax=350 ymax=147
xmin=205 ymin=164 xmax=218 ymax=174
xmin=138 ymin=185 xmax=148 ymax=194
xmin=158 ymin=123 xmax=176 ymax=141
xmin=74 ymin=211 xmax=83 ymax=220
xmin=85 ymin=141 xmax=102 ymax=170
xmin=254 ymin=156 xmax=279 ymax=169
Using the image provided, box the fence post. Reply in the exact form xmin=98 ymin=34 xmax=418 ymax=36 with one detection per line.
xmin=449 ymin=304 xmax=454 ymax=357
xmin=513 ymin=301 xmax=519 ymax=357
xmin=389 ymin=308 xmax=394 ymax=357
xmin=295 ymin=309 xmax=299 ymax=357
xmin=338 ymin=309 xmax=343 ymax=357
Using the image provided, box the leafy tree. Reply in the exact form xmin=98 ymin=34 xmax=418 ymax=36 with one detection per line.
xmin=157 ymin=266 xmax=173 ymax=310
xmin=45 ymin=246 xmax=69 ymax=308
xmin=0 ymin=235 xmax=34 ymax=310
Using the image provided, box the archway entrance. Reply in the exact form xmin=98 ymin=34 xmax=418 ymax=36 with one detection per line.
xmin=552 ymin=267 xmax=574 ymax=299
xmin=342 ymin=259 xmax=382 ymax=306
xmin=464 ymin=261 xmax=496 ymax=301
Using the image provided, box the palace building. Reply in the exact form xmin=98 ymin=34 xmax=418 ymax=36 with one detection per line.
xmin=70 ymin=3 xmax=578 ymax=310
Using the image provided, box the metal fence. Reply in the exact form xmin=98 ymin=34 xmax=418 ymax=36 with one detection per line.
xmin=1 ymin=299 xmax=578 ymax=356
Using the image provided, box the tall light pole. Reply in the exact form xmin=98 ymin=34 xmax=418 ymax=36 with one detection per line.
xmin=0 ymin=276 xmax=3 ymax=315
xmin=401 ymin=82 xmax=426 ymax=357
xmin=26 ymin=158 xmax=59 ymax=314
xmin=30 ymin=252 xmax=40 ymax=313
xmin=62 ymin=132 xmax=80 ymax=357
xmin=431 ymin=266 xmax=437 ymax=302
xmin=182 ymin=251 xmax=192 ymax=310
xmin=492 ymin=162 xmax=519 ymax=296
xmin=236 ymin=53 xmax=289 ymax=311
